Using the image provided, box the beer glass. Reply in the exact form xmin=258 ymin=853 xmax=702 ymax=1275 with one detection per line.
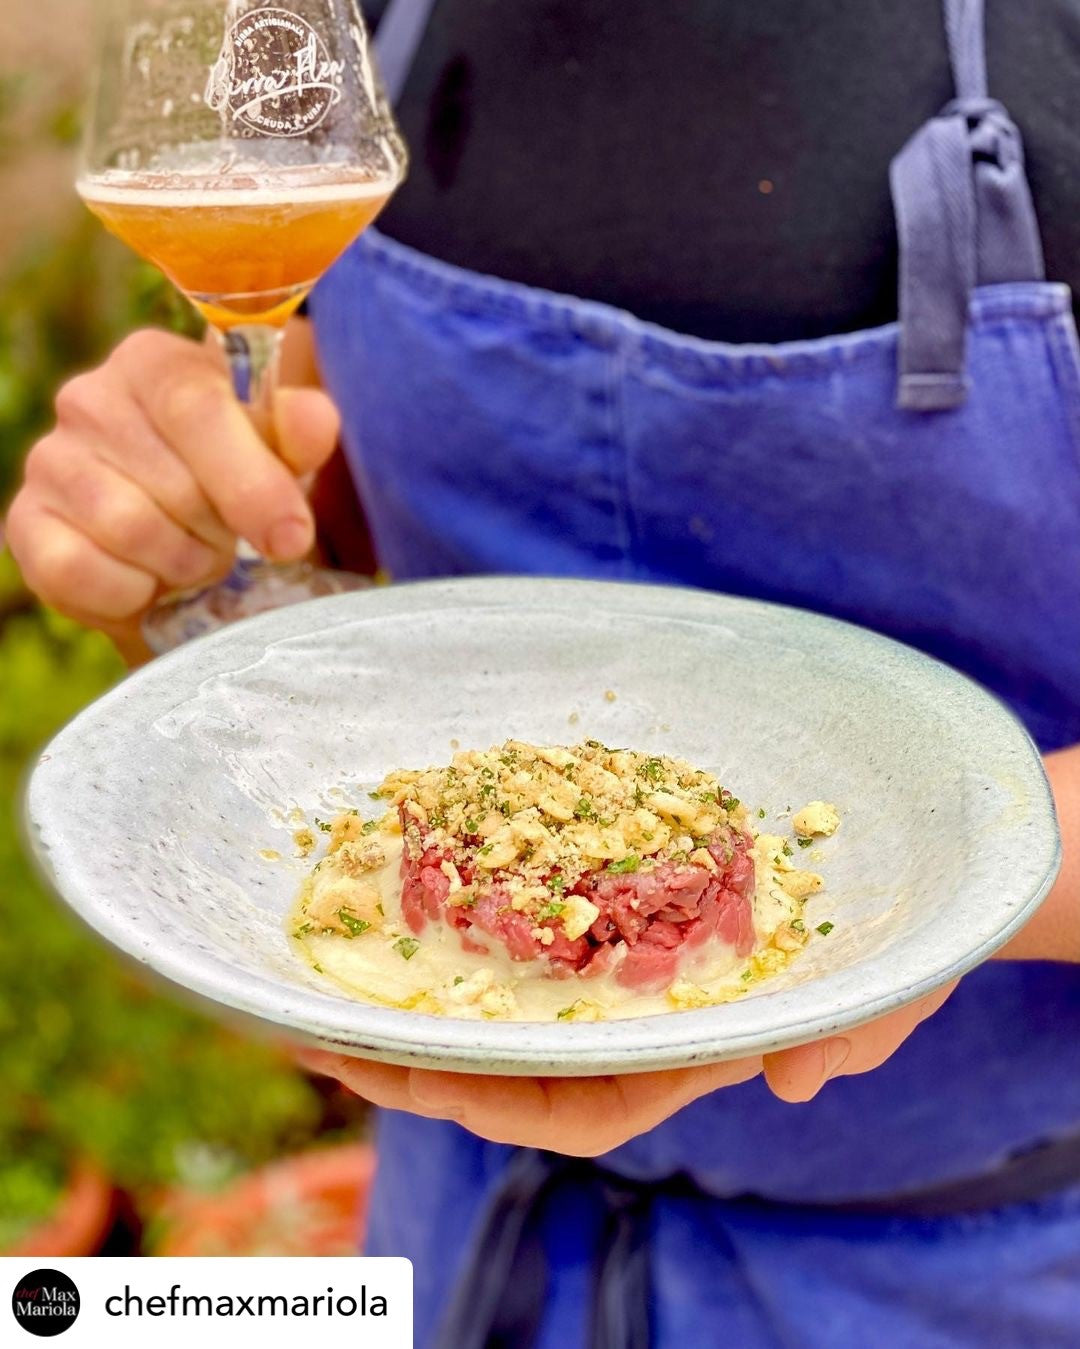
xmin=77 ymin=0 xmax=407 ymax=652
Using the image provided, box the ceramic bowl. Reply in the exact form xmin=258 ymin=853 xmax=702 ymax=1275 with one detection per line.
xmin=24 ymin=577 xmax=1060 ymax=1075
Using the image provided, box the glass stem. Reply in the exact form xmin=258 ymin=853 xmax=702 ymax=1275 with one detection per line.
xmin=222 ymin=324 xmax=284 ymax=423
xmin=220 ymin=324 xmax=286 ymax=564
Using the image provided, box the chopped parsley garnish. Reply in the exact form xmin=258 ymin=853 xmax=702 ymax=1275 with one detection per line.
xmin=362 ymin=818 xmax=381 ymax=835
xmin=393 ymin=937 xmax=421 ymax=960
xmin=574 ymin=796 xmax=598 ymax=820
xmin=815 ymin=922 xmax=834 ymax=936
xmin=782 ymin=842 xmax=793 ymax=857
xmin=498 ymin=802 xmax=512 ymax=817
xmin=428 ymin=811 xmax=447 ymax=828
xmin=478 ymin=843 xmax=493 ymax=855
xmin=758 ymin=807 xmax=766 ymax=819
xmin=536 ymin=900 xmax=566 ymax=922
xmin=740 ymin=968 xmax=754 ymax=981
xmin=790 ymin=919 xmax=806 ymax=932
xmin=464 ymin=818 xmax=479 ymax=833
xmin=312 ymin=962 xmax=324 ymax=973
xmin=453 ymin=975 xmax=465 ymax=985
xmin=293 ymin=922 xmax=313 ymax=938
xmin=797 ymin=836 xmax=814 ymax=848
xmin=640 ymin=758 xmax=664 ymax=782
xmin=585 ymin=739 xmax=606 ymax=750
xmin=369 ymin=789 xmax=388 ymax=800
xmin=607 ymin=854 xmax=641 ymax=874
xmin=691 ymin=837 xmax=712 ymax=850
xmin=480 ymin=766 xmax=495 ymax=778
xmin=338 ymin=911 xmax=371 ymax=937
xmin=557 ymin=1001 xmax=582 ymax=1020
xmin=479 ymin=782 xmax=496 ymax=799
xmin=314 ymin=818 xmax=332 ymax=833
xmin=546 ymin=873 xmax=568 ymax=895
xmin=721 ymin=794 xmax=740 ymax=811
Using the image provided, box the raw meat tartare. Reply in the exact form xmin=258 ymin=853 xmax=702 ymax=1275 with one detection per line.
xmin=290 ymin=742 xmax=838 ymax=1022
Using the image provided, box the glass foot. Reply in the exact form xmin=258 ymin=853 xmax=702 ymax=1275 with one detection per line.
xmin=142 ymin=556 xmax=372 ymax=655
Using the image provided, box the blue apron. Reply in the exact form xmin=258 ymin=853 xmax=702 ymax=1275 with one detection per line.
xmin=311 ymin=0 xmax=1080 ymax=1343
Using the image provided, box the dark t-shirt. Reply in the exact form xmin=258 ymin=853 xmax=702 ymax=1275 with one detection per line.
xmin=360 ymin=0 xmax=1080 ymax=343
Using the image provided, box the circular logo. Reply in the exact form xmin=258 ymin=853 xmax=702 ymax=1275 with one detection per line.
xmin=11 ymin=1270 xmax=80 ymax=1338
xmin=205 ymin=8 xmax=345 ymax=138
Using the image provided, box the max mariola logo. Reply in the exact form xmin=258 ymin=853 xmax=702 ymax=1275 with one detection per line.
xmin=11 ymin=1270 xmax=80 ymax=1337
xmin=205 ymin=7 xmax=346 ymax=138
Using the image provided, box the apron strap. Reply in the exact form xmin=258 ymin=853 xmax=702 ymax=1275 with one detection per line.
xmin=374 ymin=0 xmax=439 ymax=105
xmin=889 ymin=0 xmax=1045 ymax=410
xmin=944 ymin=0 xmax=988 ymax=100
xmin=589 ymin=1174 xmax=654 ymax=1349
xmin=433 ymin=1150 xmax=656 ymax=1349
xmin=430 ymin=1132 xmax=1080 ymax=1345
xmin=432 ymin=1149 xmax=557 ymax=1349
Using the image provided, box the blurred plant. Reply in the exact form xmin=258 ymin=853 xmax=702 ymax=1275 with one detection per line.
xmin=0 ymin=74 xmax=30 ymax=161
xmin=0 ymin=53 xmax=202 ymax=503
xmin=0 ymin=78 xmax=366 ymax=1252
xmin=0 ymin=550 xmax=367 ymax=1250
xmin=0 ymin=570 xmax=369 ymax=1247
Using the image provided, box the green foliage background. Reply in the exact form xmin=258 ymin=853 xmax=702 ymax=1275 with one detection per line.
xmin=0 ymin=101 xmax=357 ymax=1249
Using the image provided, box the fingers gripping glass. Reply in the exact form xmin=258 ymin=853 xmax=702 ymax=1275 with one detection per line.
xmin=77 ymin=0 xmax=407 ymax=653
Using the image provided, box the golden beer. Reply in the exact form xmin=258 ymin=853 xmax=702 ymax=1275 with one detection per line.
xmin=78 ymin=176 xmax=394 ymax=328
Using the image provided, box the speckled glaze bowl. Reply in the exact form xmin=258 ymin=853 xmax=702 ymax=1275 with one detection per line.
xmin=24 ymin=578 xmax=1060 ymax=1076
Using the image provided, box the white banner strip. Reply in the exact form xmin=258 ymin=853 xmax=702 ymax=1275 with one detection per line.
xmin=4 ymin=1257 xmax=413 ymax=1347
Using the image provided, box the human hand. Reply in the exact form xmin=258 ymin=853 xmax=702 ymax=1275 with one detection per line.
xmin=297 ymin=981 xmax=957 ymax=1156
xmin=7 ymin=328 xmax=340 ymax=660
xmin=760 ymin=979 xmax=958 ymax=1102
xmin=296 ymin=1050 xmax=763 ymax=1156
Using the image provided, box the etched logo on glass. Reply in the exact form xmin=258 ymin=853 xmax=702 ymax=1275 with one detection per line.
xmin=205 ymin=8 xmax=346 ymax=137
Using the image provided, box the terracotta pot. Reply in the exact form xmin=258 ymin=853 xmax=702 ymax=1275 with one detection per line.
xmin=156 ymin=1143 xmax=376 ymax=1256
xmin=6 ymin=1162 xmax=116 ymax=1257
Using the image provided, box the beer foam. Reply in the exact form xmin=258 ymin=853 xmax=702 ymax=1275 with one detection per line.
xmin=77 ymin=172 xmax=397 ymax=208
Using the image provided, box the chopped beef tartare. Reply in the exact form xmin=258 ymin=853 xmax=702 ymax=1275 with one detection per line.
xmin=292 ymin=741 xmax=836 ymax=1021
xmin=391 ymin=741 xmax=756 ymax=989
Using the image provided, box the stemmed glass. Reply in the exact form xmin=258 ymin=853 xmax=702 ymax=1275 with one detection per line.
xmin=77 ymin=0 xmax=407 ymax=652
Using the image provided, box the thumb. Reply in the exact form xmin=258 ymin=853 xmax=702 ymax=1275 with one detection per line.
xmin=273 ymin=387 xmax=342 ymax=476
